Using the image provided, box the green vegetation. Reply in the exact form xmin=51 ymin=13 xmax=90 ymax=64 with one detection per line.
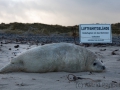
xmin=0 ymin=22 xmax=78 ymax=36
xmin=111 ymin=23 xmax=120 ymax=34
xmin=0 ymin=22 xmax=120 ymax=35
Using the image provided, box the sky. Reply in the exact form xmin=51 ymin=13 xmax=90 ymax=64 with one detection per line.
xmin=0 ymin=0 xmax=120 ymax=26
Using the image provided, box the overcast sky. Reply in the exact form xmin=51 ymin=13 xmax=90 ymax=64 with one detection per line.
xmin=0 ymin=0 xmax=120 ymax=26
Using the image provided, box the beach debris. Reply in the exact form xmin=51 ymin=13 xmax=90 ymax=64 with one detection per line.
xmin=32 ymin=78 xmax=36 ymax=80
xmin=12 ymin=52 xmax=20 ymax=56
xmin=14 ymin=45 xmax=19 ymax=48
xmin=0 ymin=84 xmax=8 ymax=86
xmin=84 ymin=44 xmax=90 ymax=47
xmin=101 ymin=60 xmax=103 ymax=63
xmin=16 ymin=83 xmax=33 ymax=86
xmin=103 ymin=76 xmax=105 ymax=78
xmin=111 ymin=49 xmax=119 ymax=55
xmin=67 ymin=74 xmax=100 ymax=82
xmin=100 ymin=49 xmax=106 ymax=51
xmin=16 ymin=83 xmax=26 ymax=86
xmin=89 ymin=72 xmax=93 ymax=75
xmin=114 ymin=49 xmax=119 ymax=51
xmin=111 ymin=51 xmax=116 ymax=55
xmin=117 ymin=60 xmax=120 ymax=61
xmin=112 ymin=81 xmax=117 ymax=83
xmin=67 ymin=74 xmax=83 ymax=81
xmin=1 ymin=77 xmax=8 ymax=79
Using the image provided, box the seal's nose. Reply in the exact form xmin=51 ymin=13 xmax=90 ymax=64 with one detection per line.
xmin=102 ymin=66 xmax=106 ymax=70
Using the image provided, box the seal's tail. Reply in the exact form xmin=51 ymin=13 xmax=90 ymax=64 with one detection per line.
xmin=0 ymin=63 xmax=23 ymax=73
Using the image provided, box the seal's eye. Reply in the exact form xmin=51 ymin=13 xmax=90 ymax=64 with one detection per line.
xmin=93 ymin=63 xmax=97 ymax=66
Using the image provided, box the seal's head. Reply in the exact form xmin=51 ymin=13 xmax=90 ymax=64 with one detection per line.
xmin=89 ymin=59 xmax=106 ymax=72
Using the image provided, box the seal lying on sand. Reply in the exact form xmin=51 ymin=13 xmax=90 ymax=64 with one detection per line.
xmin=0 ymin=43 xmax=105 ymax=73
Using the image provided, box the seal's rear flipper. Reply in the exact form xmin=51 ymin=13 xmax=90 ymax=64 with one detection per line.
xmin=0 ymin=63 xmax=23 ymax=73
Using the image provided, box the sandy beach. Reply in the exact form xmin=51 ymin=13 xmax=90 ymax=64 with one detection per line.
xmin=0 ymin=43 xmax=120 ymax=90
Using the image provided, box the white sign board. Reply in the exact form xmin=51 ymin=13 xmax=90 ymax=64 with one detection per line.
xmin=79 ymin=24 xmax=112 ymax=43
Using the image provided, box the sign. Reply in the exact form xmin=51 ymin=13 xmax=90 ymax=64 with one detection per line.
xmin=79 ymin=24 xmax=112 ymax=43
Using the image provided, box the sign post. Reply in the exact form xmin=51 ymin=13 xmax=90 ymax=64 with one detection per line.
xmin=79 ymin=24 xmax=112 ymax=43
